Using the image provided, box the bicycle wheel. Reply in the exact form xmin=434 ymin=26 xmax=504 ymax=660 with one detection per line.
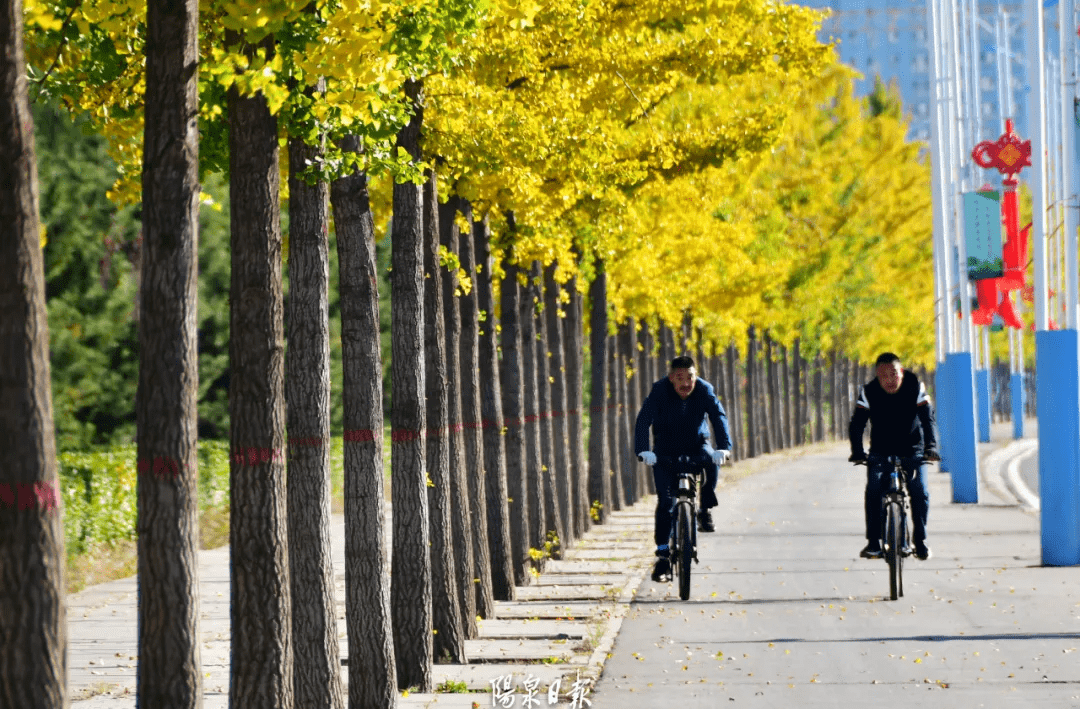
xmin=885 ymin=502 xmax=902 ymax=601
xmin=676 ymin=502 xmax=693 ymax=600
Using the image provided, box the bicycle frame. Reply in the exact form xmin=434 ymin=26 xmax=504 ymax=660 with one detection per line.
xmin=657 ymin=454 xmax=708 ymax=548
xmin=865 ymin=454 xmax=920 ymax=600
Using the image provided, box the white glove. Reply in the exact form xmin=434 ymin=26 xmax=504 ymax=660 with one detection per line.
xmin=638 ymin=451 xmax=657 ymax=466
xmin=711 ymin=449 xmax=731 ymax=466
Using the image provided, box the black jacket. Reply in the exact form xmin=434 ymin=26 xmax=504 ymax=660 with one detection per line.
xmin=849 ymin=370 xmax=938 ymax=458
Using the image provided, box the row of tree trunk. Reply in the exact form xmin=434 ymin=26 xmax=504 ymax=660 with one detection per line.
xmin=1 ymin=7 xmax=901 ymax=705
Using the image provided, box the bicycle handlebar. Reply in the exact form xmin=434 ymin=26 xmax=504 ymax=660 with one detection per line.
xmin=653 ymin=452 xmax=713 ymax=469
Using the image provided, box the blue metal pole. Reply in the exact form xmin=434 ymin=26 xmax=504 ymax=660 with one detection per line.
xmin=1010 ymin=371 xmax=1025 ymax=439
xmin=976 ymin=367 xmax=992 ymax=442
xmin=945 ymin=352 xmax=980 ymax=503
xmin=935 ymin=367 xmax=950 ymax=472
xmin=1036 ymin=330 xmax=1080 ymax=565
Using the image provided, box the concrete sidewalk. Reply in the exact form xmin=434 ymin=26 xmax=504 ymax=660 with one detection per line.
xmin=67 ymin=499 xmax=657 ymax=707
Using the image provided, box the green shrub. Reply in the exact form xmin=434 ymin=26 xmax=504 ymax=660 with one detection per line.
xmin=59 ymin=441 xmax=233 ymax=556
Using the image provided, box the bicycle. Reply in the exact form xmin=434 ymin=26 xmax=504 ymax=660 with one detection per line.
xmin=655 ymin=452 xmax=710 ymax=600
xmin=855 ymin=455 xmax=920 ymax=601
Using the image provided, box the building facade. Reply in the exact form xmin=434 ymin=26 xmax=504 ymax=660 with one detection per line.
xmin=797 ymin=0 xmax=1034 ymax=144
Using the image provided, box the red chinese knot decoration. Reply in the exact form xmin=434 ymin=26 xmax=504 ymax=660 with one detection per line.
xmin=971 ymin=119 xmax=1032 ymax=180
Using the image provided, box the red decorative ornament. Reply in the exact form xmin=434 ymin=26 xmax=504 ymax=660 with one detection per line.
xmin=971 ymin=119 xmax=1032 ymax=180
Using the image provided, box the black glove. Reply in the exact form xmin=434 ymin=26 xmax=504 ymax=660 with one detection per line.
xmin=924 ymin=449 xmax=941 ymax=462
xmin=848 ymin=451 xmax=867 ymax=464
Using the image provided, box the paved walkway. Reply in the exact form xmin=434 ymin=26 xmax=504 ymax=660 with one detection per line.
xmin=67 ymin=499 xmax=657 ymax=707
xmin=592 ymin=419 xmax=1080 ymax=707
xmin=68 ymin=419 xmax=1044 ymax=707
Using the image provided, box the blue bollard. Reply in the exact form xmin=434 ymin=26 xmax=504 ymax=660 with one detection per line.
xmin=1011 ymin=372 xmax=1025 ymax=439
xmin=1036 ymin=329 xmax=1080 ymax=566
xmin=976 ymin=369 xmax=992 ymax=443
xmin=945 ymin=352 xmax=980 ymax=503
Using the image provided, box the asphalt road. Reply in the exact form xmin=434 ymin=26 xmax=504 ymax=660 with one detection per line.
xmin=592 ymin=442 xmax=1080 ymax=708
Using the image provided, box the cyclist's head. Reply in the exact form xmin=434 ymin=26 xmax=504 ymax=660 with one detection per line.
xmin=669 ymin=356 xmax=697 ymax=399
xmin=874 ymin=352 xmax=903 ymax=394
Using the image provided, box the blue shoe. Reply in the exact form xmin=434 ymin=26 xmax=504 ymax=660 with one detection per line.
xmin=859 ymin=542 xmax=882 ymax=559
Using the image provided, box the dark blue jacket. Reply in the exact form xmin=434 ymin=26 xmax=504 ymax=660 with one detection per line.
xmin=634 ymin=377 xmax=732 ymax=456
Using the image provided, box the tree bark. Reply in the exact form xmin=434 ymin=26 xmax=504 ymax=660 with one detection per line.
xmin=543 ymin=264 xmax=574 ymax=546
xmin=499 ymin=260 xmax=531 ymax=585
xmin=227 ymin=39 xmax=293 ymax=705
xmin=564 ymin=271 xmax=589 ymax=536
xmin=780 ymin=343 xmax=791 ymax=450
xmin=829 ymin=351 xmax=839 ymax=441
xmin=727 ymin=343 xmax=742 ymax=461
xmin=531 ymin=263 xmax=564 ymax=555
xmin=0 ymin=3 xmax=66 ymax=701
xmin=422 ymin=171 xmax=468 ymax=661
xmin=285 ymin=129 xmax=344 ymax=708
xmin=606 ymin=334 xmax=624 ymax=511
xmin=443 ymin=197 xmax=494 ymax=619
xmin=764 ymin=334 xmax=776 ymax=454
xmin=390 ymin=78 xmax=432 ymax=692
xmin=745 ymin=328 xmax=757 ymax=459
xmin=136 ymin=0 xmax=201 ymax=703
xmin=793 ymin=339 xmax=803 ymax=446
xmin=814 ymin=353 xmax=824 ymax=443
xmin=471 ymin=212 xmax=516 ymax=600
xmin=328 ymin=135 xmax=398 ymax=708
xmin=616 ymin=325 xmax=635 ymax=506
xmin=637 ymin=323 xmax=653 ymax=486
xmin=587 ymin=264 xmax=611 ymax=525
xmin=519 ymin=260 xmax=546 ymax=554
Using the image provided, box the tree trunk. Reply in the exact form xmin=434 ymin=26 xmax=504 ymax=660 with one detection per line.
xmin=616 ymin=325 xmax=635 ymax=506
xmin=136 ymin=0 xmax=201 ymax=704
xmin=764 ymin=334 xmax=776 ymax=454
xmin=0 ymin=5 xmax=66 ymax=700
xmin=829 ymin=351 xmax=839 ymax=441
xmin=658 ymin=324 xmax=671 ymax=365
xmin=499 ymin=260 xmax=531 ymax=585
xmin=443 ymin=197 xmax=494 ymax=619
xmin=814 ymin=353 xmax=824 ymax=443
xmin=471 ymin=212 xmax=516 ymax=600
xmin=724 ymin=344 xmax=738 ymax=460
xmin=285 ymin=130 xmax=344 ymax=708
xmin=606 ymin=334 xmax=624 ymax=511
xmin=637 ymin=323 xmax=653 ymax=488
xmin=780 ymin=343 xmax=791 ymax=450
xmin=624 ymin=318 xmax=644 ymax=502
xmin=532 ymin=263 xmax=564 ymax=555
xmin=587 ymin=265 xmax=611 ymax=525
xmin=745 ymin=328 xmax=757 ymax=459
xmin=564 ymin=271 xmax=590 ymax=536
xmin=328 ymin=134 xmax=397 ymax=708
xmin=519 ymin=260 xmax=546 ymax=554
xmin=390 ymin=78 xmax=432 ymax=692
xmin=543 ymin=264 xmax=574 ymax=546
xmin=227 ymin=41 xmax=293 ymax=705
xmin=422 ymin=170 xmax=468 ymax=662
xmin=793 ymin=339 xmax=803 ymax=446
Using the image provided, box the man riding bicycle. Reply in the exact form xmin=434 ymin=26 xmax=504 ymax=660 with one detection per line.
xmin=848 ymin=352 xmax=940 ymax=561
xmin=635 ymin=355 xmax=732 ymax=582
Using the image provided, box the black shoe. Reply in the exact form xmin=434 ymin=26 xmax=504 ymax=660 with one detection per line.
xmin=698 ymin=509 xmax=715 ymax=533
xmin=914 ymin=543 xmax=931 ymax=561
xmin=651 ymin=555 xmax=671 ymax=582
xmin=859 ymin=542 xmax=882 ymax=559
